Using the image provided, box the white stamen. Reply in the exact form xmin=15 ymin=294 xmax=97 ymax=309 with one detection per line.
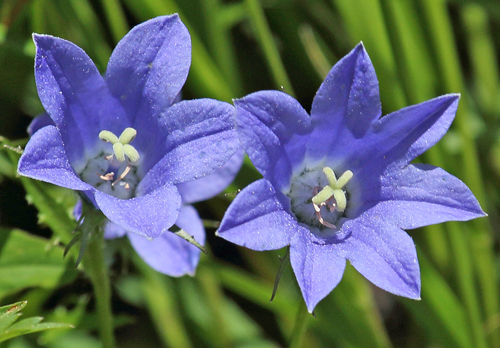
xmin=112 ymin=165 xmax=132 ymax=186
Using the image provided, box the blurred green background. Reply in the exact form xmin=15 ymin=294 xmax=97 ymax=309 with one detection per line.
xmin=0 ymin=0 xmax=499 ymax=347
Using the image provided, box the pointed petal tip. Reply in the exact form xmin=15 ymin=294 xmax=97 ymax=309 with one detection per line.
xmin=32 ymin=33 xmax=57 ymax=47
xmin=354 ymin=41 xmax=365 ymax=50
xmin=441 ymin=93 xmax=460 ymax=102
xmin=408 ymin=289 xmax=421 ymax=300
xmin=352 ymin=41 xmax=369 ymax=58
xmin=32 ymin=33 xmax=44 ymax=41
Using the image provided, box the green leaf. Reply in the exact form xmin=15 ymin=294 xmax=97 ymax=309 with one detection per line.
xmin=0 ymin=229 xmax=77 ymax=298
xmin=401 ymin=248 xmax=473 ymax=348
xmin=0 ymin=301 xmax=72 ymax=343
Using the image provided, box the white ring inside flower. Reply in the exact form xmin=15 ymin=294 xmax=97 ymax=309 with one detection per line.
xmin=287 ymin=166 xmax=353 ymax=232
xmin=78 ymin=128 xmax=141 ymax=199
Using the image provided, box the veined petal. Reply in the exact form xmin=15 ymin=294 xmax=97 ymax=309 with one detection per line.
xmin=177 ymin=147 xmax=244 ymax=204
xmin=18 ymin=125 xmax=93 ymax=191
xmin=309 ymin=43 xmax=381 ymax=160
xmin=33 ymin=34 xmax=126 ymax=165
xmin=128 ymin=205 xmax=204 ymax=276
xmin=234 ymin=91 xmax=312 ymax=189
xmin=105 ymin=15 xmax=190 ymax=135
xmin=138 ymin=99 xmax=239 ymax=192
xmin=343 ymin=218 xmax=421 ymax=299
xmin=366 ymin=163 xmax=485 ymax=229
xmin=94 ymin=183 xmax=181 ymax=239
xmin=290 ymin=229 xmax=346 ymax=313
xmin=217 ymin=179 xmax=298 ymax=251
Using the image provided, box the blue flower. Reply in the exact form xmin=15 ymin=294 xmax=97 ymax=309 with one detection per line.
xmin=18 ymin=15 xmax=241 ymax=275
xmin=216 ymin=43 xmax=485 ymax=312
xmin=102 ymin=149 xmax=243 ymax=276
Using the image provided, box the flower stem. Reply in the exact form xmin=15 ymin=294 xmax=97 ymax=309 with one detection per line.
xmin=288 ymin=301 xmax=310 ymax=348
xmin=84 ymin=232 xmax=115 ymax=348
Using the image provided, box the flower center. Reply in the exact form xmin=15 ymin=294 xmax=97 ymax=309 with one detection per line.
xmin=79 ymin=128 xmax=141 ymax=199
xmin=288 ymin=166 xmax=353 ymax=231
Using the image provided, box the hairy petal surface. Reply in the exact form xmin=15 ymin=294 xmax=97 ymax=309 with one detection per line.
xmin=177 ymin=148 xmax=244 ymax=204
xmin=235 ymin=91 xmax=312 ymax=189
xmin=18 ymin=125 xmax=93 ymax=191
xmin=343 ymin=219 xmax=421 ymax=299
xmin=34 ymin=34 xmax=125 ymax=165
xmin=139 ymin=99 xmax=239 ymax=191
xmin=94 ymin=183 xmax=181 ymax=239
xmin=309 ymin=43 xmax=381 ymax=159
xmin=290 ymin=230 xmax=346 ymax=312
xmin=128 ymin=205 xmax=204 ymax=276
xmin=217 ymin=179 xmax=298 ymax=251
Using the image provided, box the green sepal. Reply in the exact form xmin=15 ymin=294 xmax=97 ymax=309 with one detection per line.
xmin=270 ymin=246 xmax=290 ymax=302
xmin=65 ymin=202 xmax=107 ymax=268
xmin=170 ymin=229 xmax=207 ymax=254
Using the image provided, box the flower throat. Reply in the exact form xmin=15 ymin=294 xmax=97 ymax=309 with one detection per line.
xmin=79 ymin=127 xmax=141 ymax=200
xmin=288 ymin=166 xmax=353 ymax=231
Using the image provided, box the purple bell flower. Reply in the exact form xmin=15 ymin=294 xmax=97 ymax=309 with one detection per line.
xmin=216 ymin=43 xmax=485 ymax=312
xmin=18 ymin=15 xmax=241 ymax=276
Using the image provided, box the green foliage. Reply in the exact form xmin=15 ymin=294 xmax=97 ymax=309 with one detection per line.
xmin=0 ymin=229 xmax=77 ymax=299
xmin=0 ymin=301 xmax=72 ymax=343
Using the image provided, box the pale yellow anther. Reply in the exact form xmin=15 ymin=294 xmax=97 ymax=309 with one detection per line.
xmin=98 ymin=127 xmax=141 ymax=185
xmin=123 ymin=144 xmax=140 ymax=163
xmin=336 ymin=170 xmax=353 ymax=189
xmin=113 ymin=143 xmax=126 ymax=162
xmin=99 ymin=130 xmax=119 ymax=144
xmin=332 ymin=189 xmax=347 ymax=212
xmin=311 ymin=186 xmax=335 ymax=206
xmin=323 ymin=167 xmax=337 ymax=187
xmin=118 ymin=127 xmax=137 ymax=144
xmin=99 ymin=128 xmax=140 ymax=163
xmin=312 ymin=167 xmax=353 ymax=215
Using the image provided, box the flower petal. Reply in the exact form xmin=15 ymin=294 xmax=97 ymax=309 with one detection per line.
xmin=18 ymin=125 xmax=93 ymax=191
xmin=366 ymin=163 xmax=485 ymax=229
xmin=342 ymin=218 xmax=421 ymax=299
xmin=177 ymin=147 xmax=244 ymax=204
xmin=289 ymin=229 xmax=346 ymax=312
xmin=128 ymin=205 xmax=204 ymax=276
xmin=369 ymin=94 xmax=459 ymax=166
xmin=217 ymin=179 xmax=298 ymax=251
xmin=27 ymin=113 xmax=54 ymax=136
xmin=234 ymin=91 xmax=312 ymax=189
xmin=94 ymin=183 xmax=181 ymax=239
xmin=33 ymin=34 xmax=126 ymax=165
xmin=105 ymin=15 xmax=190 ymax=135
xmin=138 ymin=99 xmax=239 ymax=192
xmin=104 ymin=220 xmax=127 ymax=239
xmin=309 ymin=43 xmax=381 ymax=160
xmin=345 ymin=94 xmax=459 ymax=175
